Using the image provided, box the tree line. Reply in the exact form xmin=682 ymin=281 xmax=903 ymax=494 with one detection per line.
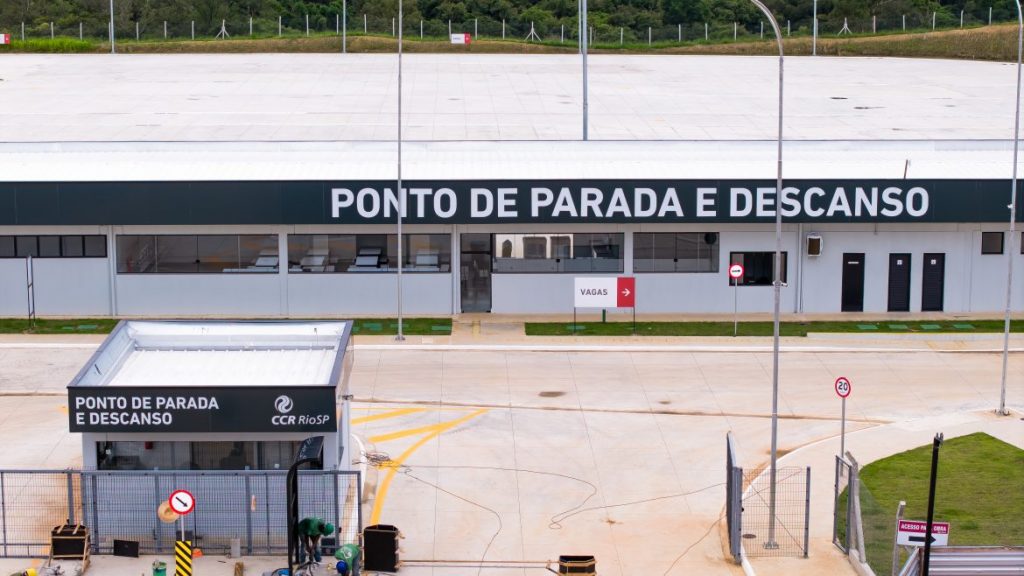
xmin=1 ymin=0 xmax=1018 ymax=39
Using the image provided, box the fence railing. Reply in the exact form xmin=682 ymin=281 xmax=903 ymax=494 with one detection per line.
xmin=833 ymin=455 xmax=853 ymax=553
xmin=725 ymin=432 xmax=743 ymax=564
xmin=742 ymin=465 xmax=810 ymax=558
xmin=0 ymin=469 xmax=361 ymax=559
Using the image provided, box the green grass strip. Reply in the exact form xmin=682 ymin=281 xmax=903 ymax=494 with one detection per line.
xmin=525 ymin=319 xmax=1024 ymax=337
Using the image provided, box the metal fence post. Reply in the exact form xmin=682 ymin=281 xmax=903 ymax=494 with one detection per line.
xmin=244 ymin=474 xmax=253 ymax=555
xmin=191 ymin=20 xmax=195 ymax=40
xmin=164 ymin=21 xmax=167 ymax=39
xmin=50 ymin=22 xmax=54 ymax=39
xmin=678 ymin=23 xmax=681 ymax=42
xmin=21 ymin=22 xmax=24 ymax=41
xmin=332 ymin=472 xmax=341 ymax=542
xmin=336 ymin=14 xmax=339 ymax=35
xmin=154 ymin=474 xmax=162 ymax=553
xmin=891 ymin=500 xmax=906 ymax=576
xmin=251 ymin=16 xmax=254 ymax=36
xmin=502 ymin=19 xmax=505 ymax=38
xmin=306 ymin=14 xmax=309 ymax=36
xmin=363 ymin=14 xmax=367 ymax=34
xmin=475 ymin=18 xmax=478 ymax=38
xmin=803 ymin=466 xmax=811 ymax=558
xmin=80 ymin=22 xmax=83 ymax=40
xmin=89 ymin=474 xmax=99 ymax=554
xmin=733 ymin=21 xmax=737 ymax=40
xmin=705 ymin=22 xmax=708 ymax=40
xmin=135 ymin=21 xmax=139 ymax=40
xmin=279 ymin=15 xmax=282 ymax=36
xmin=648 ymin=26 xmax=651 ymax=44
xmin=66 ymin=471 xmax=76 ymax=525
xmin=1 ymin=472 xmax=8 ymax=558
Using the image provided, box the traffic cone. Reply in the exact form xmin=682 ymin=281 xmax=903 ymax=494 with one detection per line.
xmin=192 ymin=547 xmax=203 ymax=559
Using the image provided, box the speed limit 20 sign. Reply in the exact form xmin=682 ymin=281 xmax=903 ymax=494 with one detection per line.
xmin=834 ymin=377 xmax=851 ymax=398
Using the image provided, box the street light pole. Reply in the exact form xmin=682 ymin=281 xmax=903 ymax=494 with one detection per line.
xmin=581 ymin=0 xmax=589 ymax=140
xmin=395 ymin=0 xmax=405 ymax=342
xmin=999 ymin=0 xmax=1023 ymax=416
xmin=742 ymin=0 xmax=786 ymax=549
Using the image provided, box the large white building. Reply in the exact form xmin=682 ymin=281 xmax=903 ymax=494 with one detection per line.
xmin=1 ymin=53 xmax=1022 ymax=316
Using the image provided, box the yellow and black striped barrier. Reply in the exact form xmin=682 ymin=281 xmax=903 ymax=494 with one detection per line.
xmin=175 ymin=540 xmax=193 ymax=576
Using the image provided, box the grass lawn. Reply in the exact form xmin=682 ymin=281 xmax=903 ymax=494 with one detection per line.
xmin=524 ymin=319 xmax=1024 ymax=336
xmin=0 ymin=318 xmax=451 ymax=336
xmin=853 ymin=433 xmax=1024 ymax=574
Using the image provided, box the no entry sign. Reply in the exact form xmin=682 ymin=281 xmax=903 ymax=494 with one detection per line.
xmin=896 ymin=520 xmax=949 ymax=547
xmin=574 ymin=277 xmax=636 ymax=308
xmin=729 ymin=263 xmax=744 ymax=280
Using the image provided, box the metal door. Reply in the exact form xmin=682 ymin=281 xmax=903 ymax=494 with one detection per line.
xmin=887 ymin=253 xmax=911 ymax=312
xmin=921 ymin=253 xmax=945 ymax=312
xmin=841 ymin=253 xmax=865 ymax=312
xmin=460 ymin=234 xmax=492 ymax=313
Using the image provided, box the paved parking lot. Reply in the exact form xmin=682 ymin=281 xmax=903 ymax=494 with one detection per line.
xmin=0 ymin=340 xmax=1021 ymax=575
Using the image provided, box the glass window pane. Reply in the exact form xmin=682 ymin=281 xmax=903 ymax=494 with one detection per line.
xmin=197 ymin=235 xmax=238 ymax=273
xmin=15 ymin=236 xmax=38 ymax=258
xmin=83 ymin=235 xmax=107 ymax=257
xmin=327 ymin=235 xmax=356 ymax=272
xmin=156 ymin=235 xmax=198 ymax=273
xmin=238 ymin=235 xmax=278 ymax=273
xmin=461 ymin=233 xmax=491 ymax=253
xmin=982 ymin=232 xmax=1003 ymax=255
xmin=62 ymin=236 xmax=85 ymax=257
xmin=38 ymin=236 xmax=61 ymax=257
xmin=117 ymin=236 xmax=156 ymax=273
xmin=730 ymin=251 xmax=786 ymax=285
xmin=0 ymin=236 xmax=16 ymax=258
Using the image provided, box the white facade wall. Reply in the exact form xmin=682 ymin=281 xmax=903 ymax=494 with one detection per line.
xmin=2 ymin=223 xmax=1024 ymax=316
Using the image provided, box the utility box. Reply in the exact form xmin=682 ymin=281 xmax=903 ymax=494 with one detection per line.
xmin=558 ymin=555 xmax=596 ymax=574
xmin=363 ymin=524 xmax=401 ymax=572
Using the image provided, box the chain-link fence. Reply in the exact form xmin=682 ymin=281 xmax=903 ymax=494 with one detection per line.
xmin=833 ymin=455 xmax=853 ymax=553
xmin=0 ymin=469 xmax=361 ymax=559
xmin=725 ymin=433 xmax=743 ymax=564
xmin=741 ymin=466 xmax=810 ymax=558
xmin=0 ymin=1 xmax=1017 ymax=47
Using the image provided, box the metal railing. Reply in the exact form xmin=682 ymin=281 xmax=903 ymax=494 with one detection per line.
xmin=742 ymin=465 xmax=810 ymax=558
xmin=0 ymin=469 xmax=361 ymax=559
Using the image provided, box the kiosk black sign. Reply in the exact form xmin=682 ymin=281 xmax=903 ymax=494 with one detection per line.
xmin=68 ymin=386 xmax=337 ymax=433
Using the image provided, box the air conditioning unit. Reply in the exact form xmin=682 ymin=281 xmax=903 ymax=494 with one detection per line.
xmin=806 ymin=234 xmax=823 ymax=257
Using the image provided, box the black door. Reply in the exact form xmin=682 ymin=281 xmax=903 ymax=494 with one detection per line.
xmin=922 ymin=253 xmax=945 ymax=312
xmin=887 ymin=253 xmax=911 ymax=312
xmin=460 ymin=234 xmax=492 ymax=313
xmin=841 ymin=253 xmax=865 ymax=312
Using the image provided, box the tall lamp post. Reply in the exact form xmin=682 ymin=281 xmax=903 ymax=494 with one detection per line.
xmin=999 ymin=0 xmax=1023 ymax=416
xmin=395 ymin=0 xmax=405 ymax=341
xmin=744 ymin=2 xmax=786 ymax=548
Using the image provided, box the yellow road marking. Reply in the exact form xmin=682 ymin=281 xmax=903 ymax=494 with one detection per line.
xmin=368 ymin=408 xmax=488 ymax=525
xmin=352 ymin=407 xmax=428 ymax=425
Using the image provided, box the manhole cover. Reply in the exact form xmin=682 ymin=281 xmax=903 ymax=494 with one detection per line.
xmin=742 ymin=533 xmax=757 ymax=539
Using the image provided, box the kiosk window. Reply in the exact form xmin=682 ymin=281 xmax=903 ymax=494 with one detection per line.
xmin=982 ymin=232 xmax=1004 ymax=255
xmin=116 ymin=234 xmax=278 ymax=273
xmin=634 ymin=232 xmax=719 ymax=273
xmin=0 ymin=235 xmax=107 ymax=258
xmin=288 ymin=234 xmax=450 ymax=273
xmin=730 ymin=252 xmax=787 ymax=286
xmin=492 ymin=233 xmax=624 ymax=273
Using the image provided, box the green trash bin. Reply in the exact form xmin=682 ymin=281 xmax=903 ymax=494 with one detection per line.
xmin=152 ymin=560 xmax=167 ymax=576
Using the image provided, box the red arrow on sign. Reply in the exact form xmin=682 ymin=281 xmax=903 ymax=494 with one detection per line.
xmin=617 ymin=277 xmax=635 ymax=307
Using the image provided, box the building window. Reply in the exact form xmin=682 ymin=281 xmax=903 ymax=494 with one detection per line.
xmin=982 ymin=232 xmax=1004 ymax=255
xmin=287 ymin=234 xmax=451 ymax=273
xmin=0 ymin=235 xmax=107 ymax=258
xmin=634 ymin=232 xmax=719 ymax=273
xmin=730 ymin=252 xmax=788 ymax=286
xmin=492 ymin=233 xmax=624 ymax=273
xmin=116 ymin=234 xmax=278 ymax=273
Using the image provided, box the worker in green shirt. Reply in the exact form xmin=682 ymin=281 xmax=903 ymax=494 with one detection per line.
xmin=296 ymin=516 xmax=335 ymax=565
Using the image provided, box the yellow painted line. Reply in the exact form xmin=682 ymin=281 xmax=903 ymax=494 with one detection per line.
xmin=368 ymin=408 xmax=488 ymax=525
xmin=352 ymin=407 xmax=428 ymax=425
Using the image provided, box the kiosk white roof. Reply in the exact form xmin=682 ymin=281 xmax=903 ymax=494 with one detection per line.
xmin=70 ymin=321 xmax=351 ymax=388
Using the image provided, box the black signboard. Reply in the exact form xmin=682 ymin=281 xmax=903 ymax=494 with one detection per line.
xmin=68 ymin=386 xmax=337 ymax=433
xmin=0 ymin=179 xmax=1020 ymax=225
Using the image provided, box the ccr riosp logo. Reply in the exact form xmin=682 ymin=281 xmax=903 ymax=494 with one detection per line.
xmin=274 ymin=395 xmax=293 ymax=414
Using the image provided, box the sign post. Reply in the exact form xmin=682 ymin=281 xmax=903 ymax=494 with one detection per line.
xmin=834 ymin=377 xmax=851 ymax=456
xmin=168 ymin=489 xmax=196 ymax=576
xmin=729 ymin=264 xmax=744 ymax=336
xmin=573 ymin=277 xmax=636 ymax=334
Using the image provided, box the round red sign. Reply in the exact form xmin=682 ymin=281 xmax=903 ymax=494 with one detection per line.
xmin=834 ymin=377 xmax=852 ymax=399
xmin=729 ymin=264 xmax=744 ymax=279
xmin=168 ymin=489 xmax=195 ymax=515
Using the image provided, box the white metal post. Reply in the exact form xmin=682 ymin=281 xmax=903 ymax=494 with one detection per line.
xmin=279 ymin=16 xmax=282 ymax=36
xmin=51 ymin=22 xmax=54 ymax=40
xmin=620 ymin=27 xmax=623 ymax=44
xmin=705 ymin=22 xmax=708 ymax=40
xmin=164 ymin=21 xmax=167 ymax=39
xmin=840 ymin=396 xmax=847 ymax=456
xmin=109 ymin=0 xmax=115 ymax=52
xmin=135 ymin=21 xmax=138 ymax=40
xmin=561 ymin=24 xmax=564 ymax=43
xmin=343 ymin=0 xmax=347 ymax=52
xmin=582 ymin=0 xmax=589 ymax=140
xmin=999 ymin=0 xmax=1023 ymax=417
xmin=787 ymin=20 xmax=790 ymax=35
xmin=678 ymin=23 xmax=681 ymax=42
xmin=475 ymin=18 xmax=478 ymax=38
xmin=961 ymin=10 xmax=964 ymax=28
xmin=80 ymin=22 xmax=83 ymax=40
xmin=392 ymin=17 xmax=395 ymax=36
xmin=251 ymin=16 xmax=254 ymax=36
xmin=306 ymin=14 xmax=309 ymax=36
xmin=448 ymin=19 xmax=451 ymax=35
xmin=336 ymin=14 xmax=339 ymax=35
xmin=873 ymin=15 xmax=876 ymax=33
xmin=191 ymin=20 xmax=194 ymax=39
xmin=812 ymin=0 xmax=817 ymax=55
xmin=364 ymin=14 xmax=367 ymax=34
xmin=648 ymin=26 xmax=652 ymax=44
xmin=396 ymin=0 xmax=405 ymax=341
xmin=932 ymin=11 xmax=936 ymax=29
xmin=420 ymin=19 xmax=423 ymax=38
xmin=733 ymin=277 xmax=739 ymax=336
xmin=502 ymin=19 xmax=505 ymax=38
xmin=733 ymin=21 xmax=737 ymax=40
xmin=903 ymin=14 xmax=906 ymax=31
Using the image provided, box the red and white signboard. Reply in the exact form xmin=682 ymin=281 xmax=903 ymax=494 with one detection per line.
xmin=835 ymin=377 xmax=851 ymax=398
xmin=168 ymin=489 xmax=196 ymax=516
xmin=0 ymin=34 xmax=11 ymax=45
xmin=728 ymin=264 xmax=744 ymax=280
xmin=574 ymin=277 xmax=635 ymax=308
xmin=896 ymin=520 xmax=949 ymax=547
xmin=450 ymin=33 xmax=472 ymax=44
